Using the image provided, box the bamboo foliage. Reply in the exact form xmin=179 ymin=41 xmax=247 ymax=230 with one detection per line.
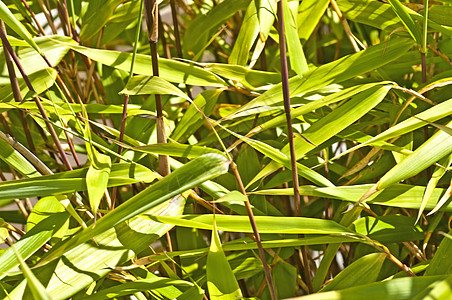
xmin=0 ymin=0 xmax=451 ymax=299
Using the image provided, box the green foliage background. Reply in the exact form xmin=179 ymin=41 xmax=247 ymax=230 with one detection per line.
xmin=0 ymin=0 xmax=451 ymax=299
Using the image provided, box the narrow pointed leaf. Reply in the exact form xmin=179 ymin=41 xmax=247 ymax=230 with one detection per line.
xmin=86 ymin=152 xmax=111 ymax=214
xmin=231 ymin=38 xmax=412 ymax=115
xmin=282 ymin=0 xmax=308 ymax=74
xmin=207 ymin=217 xmax=242 ymax=299
xmin=39 ymin=154 xmax=230 ymax=265
xmin=387 ymin=0 xmax=422 ymax=44
xmin=0 ymin=2 xmax=42 ymax=54
xmin=11 ymin=245 xmax=52 ymax=300
xmin=144 ymin=214 xmax=355 ymax=235
xmin=8 ymin=196 xmax=187 ymax=299
xmin=320 ymin=253 xmax=386 ymax=292
xmin=120 ymin=75 xmax=191 ymax=100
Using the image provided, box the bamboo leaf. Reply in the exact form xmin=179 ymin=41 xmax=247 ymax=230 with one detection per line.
xmin=171 ymin=89 xmax=222 ymax=143
xmin=82 ymin=278 xmax=193 ymax=300
xmin=86 ymin=152 xmax=111 ymax=215
xmin=0 ymin=217 xmax=7 ymax=242
xmin=352 ymin=215 xmax=424 ymax=242
xmin=183 ymin=0 xmax=252 ymax=57
xmin=8 ymin=196 xmax=187 ymax=299
xmin=253 ymin=184 xmax=452 ymax=212
xmin=128 ymin=143 xmax=226 ymax=159
xmin=319 ymin=253 xmax=386 ymax=292
xmin=286 ymin=84 xmax=392 ymax=159
xmin=0 ymin=2 xmax=42 ymax=54
xmin=425 ymin=230 xmax=452 ymax=275
xmin=206 ymin=216 xmax=242 ymax=299
xmin=0 ymin=196 xmax=70 ymax=280
xmin=292 ymin=276 xmax=448 ymax=300
xmin=120 ymin=75 xmax=191 ymax=100
xmin=387 ymin=0 xmax=422 ymax=44
xmin=229 ymin=0 xmax=259 ymax=66
xmin=282 ymin=0 xmax=308 ymax=74
xmin=44 ymin=36 xmax=227 ymax=87
xmin=376 ymin=119 xmax=452 ymax=191
xmin=298 ymin=0 xmax=329 ymax=43
xmin=0 ymin=163 xmax=158 ymax=202
xmin=11 ymin=245 xmax=52 ymax=300
xmin=38 ymin=154 xmax=230 ymax=265
xmin=231 ymin=38 xmax=412 ymax=115
xmin=143 ymin=214 xmax=355 ymax=235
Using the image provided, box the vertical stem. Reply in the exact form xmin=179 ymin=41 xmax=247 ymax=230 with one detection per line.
xmin=169 ymin=0 xmax=192 ymax=98
xmin=277 ymin=0 xmax=301 ymax=216
xmin=278 ymin=1 xmax=313 ymax=292
xmin=144 ymin=0 xmax=170 ymax=177
xmin=231 ymin=163 xmax=277 ymax=300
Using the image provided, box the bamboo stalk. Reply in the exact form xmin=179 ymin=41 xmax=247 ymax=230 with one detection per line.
xmin=231 ymin=163 xmax=277 ymax=300
xmin=277 ymin=1 xmax=313 ymax=292
xmin=144 ymin=0 xmax=170 ymax=177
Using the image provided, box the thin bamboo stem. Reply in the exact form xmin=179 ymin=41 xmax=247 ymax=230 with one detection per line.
xmin=231 ymin=163 xmax=277 ymax=300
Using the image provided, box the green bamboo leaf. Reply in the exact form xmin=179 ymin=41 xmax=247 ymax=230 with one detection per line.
xmin=352 ymin=215 xmax=424 ymax=242
xmin=120 ymin=75 xmax=191 ymax=100
xmin=44 ymin=36 xmax=226 ymax=87
xmin=214 ymin=123 xmax=333 ymax=187
xmin=320 ymin=253 xmax=386 ymax=292
xmin=0 ymin=34 xmax=29 ymax=47
xmin=171 ymin=89 xmax=222 ymax=143
xmin=292 ymin=276 xmax=448 ymax=299
xmin=229 ymin=0 xmax=259 ymax=66
xmin=250 ymin=0 xmax=277 ymax=65
xmin=0 ymin=2 xmax=42 ymax=55
xmin=86 ymin=151 xmax=111 ymax=214
xmin=412 ymin=274 xmax=452 ymax=300
xmin=147 ymin=235 xmax=363 ymax=262
xmin=183 ymin=0 xmax=252 ymax=57
xmin=38 ymin=154 xmax=230 ymax=265
xmin=387 ymin=0 xmax=423 ymax=44
xmin=334 ymin=92 xmax=452 ymax=158
xmin=0 ymin=36 xmax=75 ymax=83
xmin=79 ymin=0 xmax=123 ymax=41
xmin=297 ymin=0 xmax=329 ymax=43
xmin=239 ymin=82 xmax=390 ymax=127
xmin=377 ymin=119 xmax=452 ymax=191
xmin=0 ymin=163 xmax=157 ymax=202
xmin=206 ymin=217 xmax=243 ymax=299
xmin=243 ymin=85 xmax=390 ymax=187
xmin=11 ymin=245 xmax=52 ymax=300
xmin=274 ymin=260 xmax=297 ymax=299
xmin=0 ymin=196 xmax=70 ymax=280
xmin=286 ymin=84 xmax=392 ymax=159
xmin=204 ymin=64 xmax=281 ymax=90
xmin=417 ymin=154 xmax=452 ymax=224
xmin=425 ymin=230 xmax=452 ymax=275
xmin=0 ymin=211 xmax=25 ymax=224
xmin=253 ymin=184 xmax=452 ymax=211
xmin=282 ymin=0 xmax=308 ymax=74
xmin=0 ymin=131 xmax=40 ymax=178
xmin=337 ymin=0 xmax=452 ymax=38
xmin=417 ymin=118 xmax=452 ymax=136
xmin=8 ymin=195 xmax=187 ymax=299
xmin=0 ymin=68 xmax=57 ymax=102
xmin=128 ymin=143 xmax=226 ymax=159
xmin=82 ymin=278 xmax=194 ymax=300
xmin=143 ymin=214 xmax=355 ymax=235
xmin=231 ymin=38 xmax=412 ymax=115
